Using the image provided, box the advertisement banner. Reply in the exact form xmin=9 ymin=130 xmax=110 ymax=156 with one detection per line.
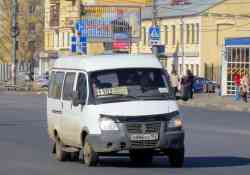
xmin=76 ymin=6 xmax=141 ymax=42
xmin=90 ymin=0 xmax=152 ymax=6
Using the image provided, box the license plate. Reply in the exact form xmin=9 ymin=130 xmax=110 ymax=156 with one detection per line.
xmin=130 ymin=133 xmax=159 ymax=141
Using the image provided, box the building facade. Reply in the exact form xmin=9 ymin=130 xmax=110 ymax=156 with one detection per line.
xmin=139 ymin=0 xmax=250 ymax=85
xmin=42 ymin=0 xmax=147 ymax=74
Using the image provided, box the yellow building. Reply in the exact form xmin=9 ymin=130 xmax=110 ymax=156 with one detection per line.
xmin=42 ymin=0 xmax=146 ymax=74
xmin=139 ymin=0 xmax=250 ymax=83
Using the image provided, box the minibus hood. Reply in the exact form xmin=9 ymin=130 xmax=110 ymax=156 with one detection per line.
xmin=95 ymin=100 xmax=178 ymax=116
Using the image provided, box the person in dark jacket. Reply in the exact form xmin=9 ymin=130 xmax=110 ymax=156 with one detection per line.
xmin=181 ymin=69 xmax=194 ymax=99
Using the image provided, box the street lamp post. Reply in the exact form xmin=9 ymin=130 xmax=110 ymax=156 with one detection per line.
xmin=11 ymin=0 xmax=18 ymax=85
xmin=181 ymin=17 xmax=185 ymax=76
xmin=152 ymin=0 xmax=157 ymax=26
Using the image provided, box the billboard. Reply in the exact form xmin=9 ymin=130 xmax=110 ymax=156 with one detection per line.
xmin=112 ymin=32 xmax=130 ymax=53
xmin=76 ymin=6 xmax=141 ymax=42
xmin=88 ymin=0 xmax=152 ymax=6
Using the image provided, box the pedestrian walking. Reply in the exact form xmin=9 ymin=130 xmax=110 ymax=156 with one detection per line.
xmin=233 ymin=70 xmax=241 ymax=101
xmin=181 ymin=69 xmax=194 ymax=100
xmin=170 ymin=69 xmax=179 ymax=97
xmin=240 ymin=72 xmax=249 ymax=103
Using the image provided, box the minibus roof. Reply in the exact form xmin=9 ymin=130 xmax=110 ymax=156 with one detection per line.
xmin=53 ymin=54 xmax=163 ymax=72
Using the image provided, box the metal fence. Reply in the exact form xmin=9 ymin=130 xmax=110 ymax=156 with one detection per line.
xmin=0 ymin=64 xmax=11 ymax=81
xmin=0 ymin=63 xmax=32 ymax=82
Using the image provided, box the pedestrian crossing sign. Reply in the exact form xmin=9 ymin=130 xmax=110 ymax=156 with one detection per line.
xmin=149 ymin=26 xmax=160 ymax=40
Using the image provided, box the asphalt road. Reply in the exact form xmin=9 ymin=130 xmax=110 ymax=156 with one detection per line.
xmin=0 ymin=92 xmax=250 ymax=175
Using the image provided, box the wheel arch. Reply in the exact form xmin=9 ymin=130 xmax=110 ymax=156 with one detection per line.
xmin=81 ymin=127 xmax=89 ymax=147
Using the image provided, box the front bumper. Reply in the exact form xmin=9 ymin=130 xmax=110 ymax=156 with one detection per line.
xmin=87 ymin=129 xmax=184 ymax=153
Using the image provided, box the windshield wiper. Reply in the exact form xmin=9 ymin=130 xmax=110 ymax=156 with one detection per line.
xmin=137 ymin=93 xmax=170 ymax=99
xmin=109 ymin=94 xmax=140 ymax=100
xmin=97 ymin=94 xmax=140 ymax=100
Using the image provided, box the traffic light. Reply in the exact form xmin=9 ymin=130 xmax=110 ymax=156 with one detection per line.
xmin=80 ymin=4 xmax=87 ymax=17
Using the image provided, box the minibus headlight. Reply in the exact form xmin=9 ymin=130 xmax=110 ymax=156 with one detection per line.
xmin=168 ymin=116 xmax=183 ymax=128
xmin=99 ymin=117 xmax=119 ymax=131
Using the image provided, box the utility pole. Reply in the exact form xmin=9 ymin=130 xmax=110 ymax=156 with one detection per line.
xmin=152 ymin=0 xmax=157 ymax=26
xmin=11 ymin=0 xmax=18 ymax=85
xmin=180 ymin=17 xmax=185 ymax=75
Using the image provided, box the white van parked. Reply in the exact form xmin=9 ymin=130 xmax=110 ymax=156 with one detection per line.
xmin=47 ymin=54 xmax=185 ymax=167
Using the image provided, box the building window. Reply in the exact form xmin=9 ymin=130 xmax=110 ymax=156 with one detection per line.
xmin=191 ymin=24 xmax=195 ymax=44
xmin=142 ymin=27 xmax=146 ymax=45
xmin=164 ymin=25 xmax=168 ymax=45
xmin=196 ymin=64 xmax=199 ymax=76
xmin=180 ymin=24 xmax=183 ymax=44
xmin=29 ymin=5 xmax=36 ymax=15
xmin=67 ymin=32 xmax=70 ymax=48
xmin=28 ymin=23 xmax=36 ymax=33
xmin=62 ymin=32 xmax=65 ymax=48
xmin=196 ymin=23 xmax=200 ymax=44
xmin=191 ymin=64 xmax=194 ymax=73
xmin=172 ymin=25 xmax=176 ymax=45
xmin=46 ymin=33 xmax=50 ymax=48
xmin=50 ymin=3 xmax=60 ymax=27
xmin=179 ymin=64 xmax=183 ymax=74
xmin=186 ymin=24 xmax=190 ymax=44
xmin=52 ymin=32 xmax=55 ymax=48
xmin=56 ymin=32 xmax=59 ymax=48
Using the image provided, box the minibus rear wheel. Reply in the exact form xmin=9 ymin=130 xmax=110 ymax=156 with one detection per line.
xmin=55 ymin=139 xmax=68 ymax=161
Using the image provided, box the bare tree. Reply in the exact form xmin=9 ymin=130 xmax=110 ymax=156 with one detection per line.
xmin=0 ymin=0 xmax=44 ymax=63
xmin=0 ymin=0 xmax=12 ymax=63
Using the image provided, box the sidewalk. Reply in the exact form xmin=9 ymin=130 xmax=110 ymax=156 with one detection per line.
xmin=0 ymin=81 xmax=48 ymax=95
xmin=178 ymin=93 xmax=250 ymax=113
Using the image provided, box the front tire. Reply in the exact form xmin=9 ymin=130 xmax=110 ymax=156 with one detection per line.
xmin=83 ymin=142 xmax=99 ymax=166
xmin=55 ymin=139 xmax=68 ymax=161
xmin=168 ymin=148 xmax=184 ymax=168
xmin=129 ymin=150 xmax=153 ymax=164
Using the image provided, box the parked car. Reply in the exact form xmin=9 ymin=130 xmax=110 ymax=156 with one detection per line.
xmin=35 ymin=73 xmax=49 ymax=88
xmin=193 ymin=77 xmax=217 ymax=93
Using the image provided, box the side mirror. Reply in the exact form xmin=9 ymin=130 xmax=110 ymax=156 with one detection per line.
xmin=72 ymin=91 xmax=86 ymax=107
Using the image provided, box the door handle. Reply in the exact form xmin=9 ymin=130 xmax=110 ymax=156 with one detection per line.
xmin=51 ymin=109 xmax=62 ymax=114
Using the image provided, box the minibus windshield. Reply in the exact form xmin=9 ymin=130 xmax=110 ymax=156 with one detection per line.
xmin=90 ymin=68 xmax=173 ymax=103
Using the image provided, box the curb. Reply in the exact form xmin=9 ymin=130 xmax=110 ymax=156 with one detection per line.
xmin=0 ymin=90 xmax=48 ymax=96
xmin=178 ymin=101 xmax=250 ymax=113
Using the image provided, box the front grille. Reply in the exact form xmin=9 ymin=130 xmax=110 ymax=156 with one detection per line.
xmin=130 ymin=140 xmax=158 ymax=148
xmin=126 ymin=122 xmax=161 ymax=148
xmin=126 ymin=122 xmax=161 ymax=134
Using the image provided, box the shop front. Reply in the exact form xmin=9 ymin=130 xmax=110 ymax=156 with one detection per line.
xmin=221 ymin=38 xmax=250 ymax=96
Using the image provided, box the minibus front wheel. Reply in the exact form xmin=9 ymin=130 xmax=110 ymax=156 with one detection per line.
xmin=168 ymin=148 xmax=184 ymax=168
xmin=83 ymin=141 xmax=99 ymax=166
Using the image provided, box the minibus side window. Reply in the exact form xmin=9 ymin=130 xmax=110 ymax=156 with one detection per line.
xmin=63 ymin=72 xmax=76 ymax=101
xmin=48 ymin=71 xmax=55 ymax=97
xmin=48 ymin=71 xmax=65 ymax=99
xmin=76 ymin=73 xmax=87 ymax=104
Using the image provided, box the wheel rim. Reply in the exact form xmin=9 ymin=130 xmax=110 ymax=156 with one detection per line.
xmin=84 ymin=144 xmax=91 ymax=163
xmin=56 ymin=140 xmax=61 ymax=159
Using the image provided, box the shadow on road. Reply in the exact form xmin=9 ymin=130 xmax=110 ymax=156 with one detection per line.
xmin=97 ymin=156 xmax=250 ymax=168
xmin=184 ymin=156 xmax=250 ymax=168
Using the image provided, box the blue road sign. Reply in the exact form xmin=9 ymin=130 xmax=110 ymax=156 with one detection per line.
xmin=78 ymin=35 xmax=87 ymax=54
xmin=149 ymin=26 xmax=160 ymax=43
xmin=71 ymin=35 xmax=77 ymax=53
